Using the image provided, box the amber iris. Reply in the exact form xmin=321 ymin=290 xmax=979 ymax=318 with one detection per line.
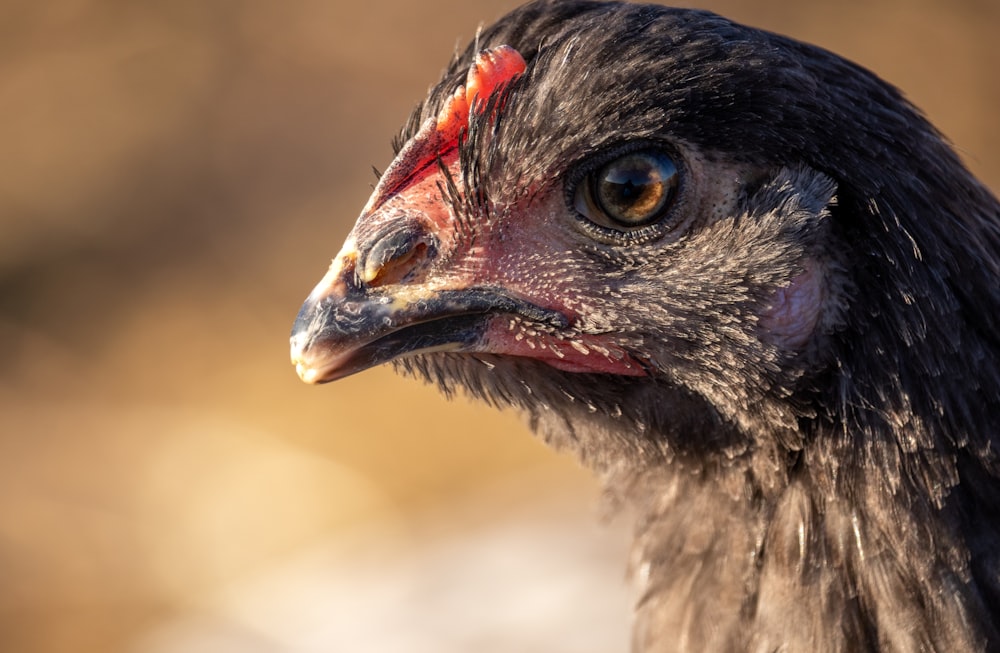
xmin=578 ymin=150 xmax=679 ymax=229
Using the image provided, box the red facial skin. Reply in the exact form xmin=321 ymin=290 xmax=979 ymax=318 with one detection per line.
xmin=358 ymin=144 xmax=649 ymax=377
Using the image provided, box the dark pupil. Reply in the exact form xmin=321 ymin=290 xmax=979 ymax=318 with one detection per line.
xmin=596 ymin=152 xmax=677 ymax=225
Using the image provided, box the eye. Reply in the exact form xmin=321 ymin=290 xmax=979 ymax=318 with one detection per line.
xmin=574 ymin=149 xmax=680 ymax=231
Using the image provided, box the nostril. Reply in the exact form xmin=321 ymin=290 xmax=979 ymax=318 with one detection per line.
xmin=359 ymin=228 xmax=436 ymax=287
xmin=369 ymin=242 xmax=427 ymax=285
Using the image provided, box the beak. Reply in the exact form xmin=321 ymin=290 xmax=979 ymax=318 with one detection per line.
xmin=289 ymin=246 xmax=566 ymax=384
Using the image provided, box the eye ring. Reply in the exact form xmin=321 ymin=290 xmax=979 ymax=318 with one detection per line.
xmin=566 ymin=143 xmax=685 ymax=245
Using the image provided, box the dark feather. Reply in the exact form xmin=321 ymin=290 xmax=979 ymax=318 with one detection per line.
xmin=402 ymin=1 xmax=1000 ymax=649
xmin=296 ymin=1 xmax=1000 ymax=649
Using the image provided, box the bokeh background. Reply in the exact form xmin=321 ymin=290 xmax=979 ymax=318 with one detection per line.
xmin=2 ymin=0 xmax=998 ymax=651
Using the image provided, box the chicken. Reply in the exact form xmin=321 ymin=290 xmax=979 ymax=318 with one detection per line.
xmin=289 ymin=1 xmax=1000 ymax=650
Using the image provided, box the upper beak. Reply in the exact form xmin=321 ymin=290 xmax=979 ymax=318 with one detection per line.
xmin=289 ymin=234 xmax=566 ymax=384
xmin=290 ymin=282 xmax=483 ymax=384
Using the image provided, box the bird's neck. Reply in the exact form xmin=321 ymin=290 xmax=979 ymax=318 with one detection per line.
xmin=616 ymin=440 xmax=993 ymax=652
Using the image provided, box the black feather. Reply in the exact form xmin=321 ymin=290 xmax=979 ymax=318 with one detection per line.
xmin=377 ymin=1 xmax=1000 ymax=649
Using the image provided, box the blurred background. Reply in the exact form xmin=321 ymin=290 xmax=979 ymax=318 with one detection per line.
xmin=1 ymin=0 xmax=997 ymax=651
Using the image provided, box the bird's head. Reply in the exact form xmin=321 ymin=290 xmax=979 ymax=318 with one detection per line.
xmin=290 ymin=0 xmax=997 ymax=468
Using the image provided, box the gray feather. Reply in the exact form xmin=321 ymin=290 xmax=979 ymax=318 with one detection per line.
xmin=373 ymin=1 xmax=1000 ymax=649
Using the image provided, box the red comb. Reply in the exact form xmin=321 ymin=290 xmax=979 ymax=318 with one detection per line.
xmin=363 ymin=45 xmax=526 ymax=214
xmin=436 ymin=45 xmax=527 ymax=140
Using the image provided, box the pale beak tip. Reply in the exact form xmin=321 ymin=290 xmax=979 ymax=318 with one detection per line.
xmin=295 ymin=361 xmax=322 ymax=384
xmin=290 ymin=333 xmax=322 ymax=384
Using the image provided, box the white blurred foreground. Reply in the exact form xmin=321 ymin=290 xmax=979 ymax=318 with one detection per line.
xmin=134 ymin=477 xmax=632 ymax=653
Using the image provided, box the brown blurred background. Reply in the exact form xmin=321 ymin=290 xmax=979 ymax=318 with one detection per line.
xmin=1 ymin=0 xmax=997 ymax=651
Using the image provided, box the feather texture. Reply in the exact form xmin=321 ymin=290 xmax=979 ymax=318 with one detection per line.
xmin=293 ymin=1 xmax=1000 ymax=649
